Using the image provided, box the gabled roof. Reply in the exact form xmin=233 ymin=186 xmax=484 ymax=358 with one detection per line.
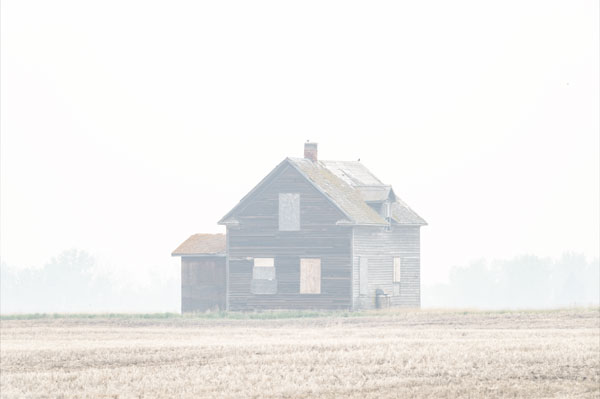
xmin=171 ymin=233 xmax=226 ymax=256
xmin=288 ymin=158 xmax=387 ymax=225
xmin=291 ymin=158 xmax=426 ymax=226
xmin=219 ymin=157 xmax=427 ymax=227
xmin=218 ymin=159 xmax=294 ymax=225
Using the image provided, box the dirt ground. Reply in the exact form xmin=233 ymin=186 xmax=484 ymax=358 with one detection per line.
xmin=1 ymin=308 xmax=599 ymax=398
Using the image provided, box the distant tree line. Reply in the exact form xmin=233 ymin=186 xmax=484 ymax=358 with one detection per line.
xmin=1 ymin=250 xmax=598 ymax=313
xmin=423 ymin=253 xmax=599 ymax=309
xmin=1 ymin=249 xmax=178 ymax=313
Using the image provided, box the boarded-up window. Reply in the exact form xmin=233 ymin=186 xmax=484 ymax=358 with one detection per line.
xmin=251 ymin=258 xmax=277 ymax=294
xmin=279 ymin=193 xmax=300 ymax=231
xmin=300 ymin=258 xmax=321 ymax=294
xmin=359 ymin=257 xmax=368 ymax=296
xmin=393 ymin=257 xmax=401 ymax=296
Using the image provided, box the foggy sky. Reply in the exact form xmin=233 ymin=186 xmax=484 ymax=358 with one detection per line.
xmin=1 ymin=0 xmax=598 ymax=287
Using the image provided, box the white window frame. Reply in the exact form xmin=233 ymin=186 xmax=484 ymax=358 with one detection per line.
xmin=393 ymin=257 xmax=401 ymax=296
xmin=393 ymin=257 xmax=401 ymax=283
xmin=359 ymin=257 xmax=368 ymax=296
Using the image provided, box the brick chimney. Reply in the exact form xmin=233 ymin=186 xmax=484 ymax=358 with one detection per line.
xmin=304 ymin=142 xmax=318 ymax=161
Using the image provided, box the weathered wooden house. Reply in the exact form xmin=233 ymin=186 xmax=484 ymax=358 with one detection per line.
xmin=172 ymin=143 xmax=426 ymax=312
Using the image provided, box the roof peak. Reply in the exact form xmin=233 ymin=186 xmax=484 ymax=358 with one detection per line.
xmin=288 ymin=156 xmax=361 ymax=163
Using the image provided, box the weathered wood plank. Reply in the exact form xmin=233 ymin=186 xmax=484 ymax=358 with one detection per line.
xmin=227 ymin=164 xmax=353 ymax=310
xmin=352 ymin=225 xmax=421 ymax=309
xmin=181 ymin=256 xmax=226 ymax=312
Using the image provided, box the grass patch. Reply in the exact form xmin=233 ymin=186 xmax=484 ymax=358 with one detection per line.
xmin=0 ymin=310 xmax=361 ymax=321
xmin=0 ymin=312 xmax=181 ymax=321
xmin=1 ymin=307 xmax=596 ymax=321
xmin=188 ymin=309 xmax=360 ymax=320
xmin=0 ymin=309 xmax=372 ymax=321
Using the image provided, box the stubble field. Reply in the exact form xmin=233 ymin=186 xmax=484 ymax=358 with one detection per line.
xmin=1 ymin=308 xmax=599 ymax=398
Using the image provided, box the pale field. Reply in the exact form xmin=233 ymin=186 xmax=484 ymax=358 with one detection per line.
xmin=1 ymin=309 xmax=599 ymax=398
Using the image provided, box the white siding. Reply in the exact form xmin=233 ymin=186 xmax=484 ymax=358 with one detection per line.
xmin=352 ymin=225 xmax=421 ymax=309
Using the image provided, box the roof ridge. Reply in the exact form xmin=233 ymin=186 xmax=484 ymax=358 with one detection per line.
xmin=288 ymin=158 xmax=388 ymax=226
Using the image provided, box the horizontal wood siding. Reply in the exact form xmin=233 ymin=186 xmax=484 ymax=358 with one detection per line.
xmin=228 ymin=164 xmax=353 ymax=310
xmin=352 ymin=225 xmax=421 ymax=309
xmin=181 ymin=256 xmax=226 ymax=312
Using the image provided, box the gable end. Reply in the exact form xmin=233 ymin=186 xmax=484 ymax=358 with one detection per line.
xmin=218 ymin=158 xmax=356 ymax=226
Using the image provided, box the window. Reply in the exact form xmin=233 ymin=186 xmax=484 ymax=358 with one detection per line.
xmin=393 ymin=257 xmax=401 ymax=283
xmin=384 ymin=202 xmax=392 ymax=231
xmin=300 ymin=258 xmax=321 ymax=294
xmin=384 ymin=202 xmax=391 ymax=218
xmin=251 ymin=258 xmax=277 ymax=294
xmin=253 ymin=258 xmax=275 ymax=279
xmin=359 ymin=257 xmax=368 ymax=296
xmin=279 ymin=193 xmax=300 ymax=231
xmin=393 ymin=257 xmax=401 ymax=296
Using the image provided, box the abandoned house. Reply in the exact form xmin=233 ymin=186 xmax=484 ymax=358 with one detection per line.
xmin=172 ymin=142 xmax=426 ymax=312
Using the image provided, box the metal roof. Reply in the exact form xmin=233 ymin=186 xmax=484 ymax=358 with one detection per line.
xmin=320 ymin=160 xmax=385 ymax=186
xmin=171 ymin=233 xmax=226 ymax=256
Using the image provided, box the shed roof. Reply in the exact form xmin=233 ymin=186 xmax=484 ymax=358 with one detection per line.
xmin=171 ymin=233 xmax=226 ymax=256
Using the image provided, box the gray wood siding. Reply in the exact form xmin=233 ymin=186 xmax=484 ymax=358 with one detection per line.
xmin=352 ymin=225 xmax=421 ymax=309
xmin=227 ymin=164 xmax=353 ymax=310
xmin=181 ymin=256 xmax=226 ymax=312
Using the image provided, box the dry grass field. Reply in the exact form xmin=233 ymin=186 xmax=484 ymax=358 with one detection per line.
xmin=1 ymin=308 xmax=599 ymax=398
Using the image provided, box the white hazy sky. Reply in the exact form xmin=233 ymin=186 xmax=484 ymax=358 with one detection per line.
xmin=1 ymin=1 xmax=598 ymax=284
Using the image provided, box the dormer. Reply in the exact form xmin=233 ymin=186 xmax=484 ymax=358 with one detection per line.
xmin=356 ymin=185 xmax=396 ymax=219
